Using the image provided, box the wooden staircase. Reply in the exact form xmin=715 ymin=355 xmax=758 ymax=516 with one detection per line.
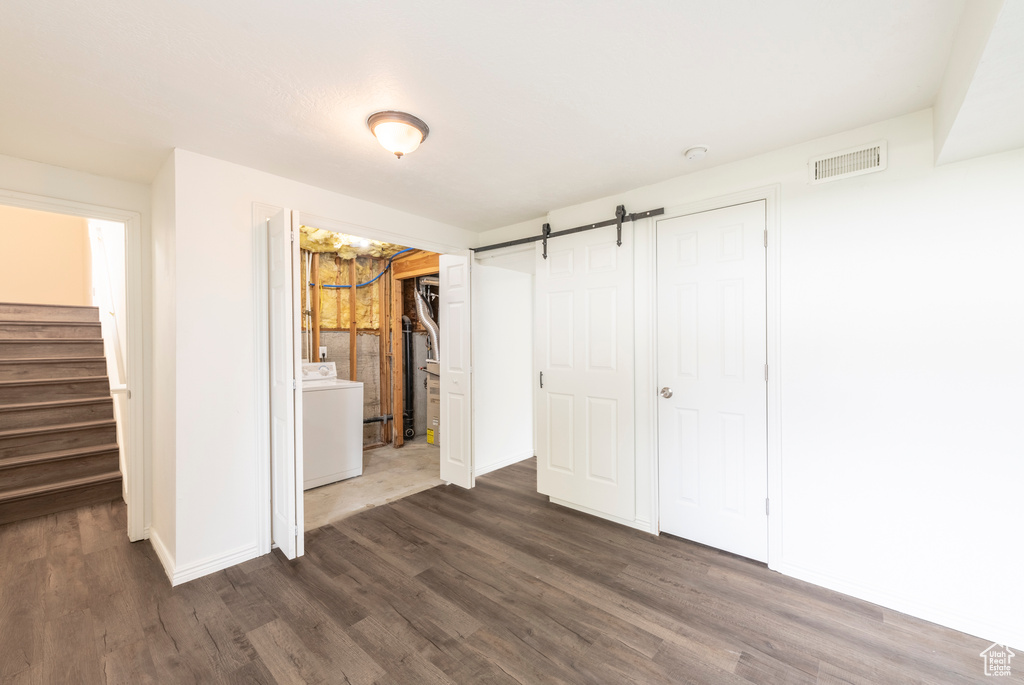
xmin=0 ymin=303 xmax=121 ymax=525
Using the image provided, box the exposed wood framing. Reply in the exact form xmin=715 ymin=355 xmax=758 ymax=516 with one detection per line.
xmin=311 ymin=252 xmax=321 ymax=361
xmin=391 ymin=250 xmax=440 ymax=280
xmin=334 ymin=256 xmax=343 ymax=343
xmin=382 ymin=248 xmax=442 ymax=446
xmin=316 ymin=327 xmax=380 ymax=333
xmin=348 ymin=259 xmax=357 ymax=382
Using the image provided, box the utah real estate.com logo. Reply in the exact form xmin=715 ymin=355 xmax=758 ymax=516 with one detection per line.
xmin=980 ymin=643 xmax=1015 ymax=677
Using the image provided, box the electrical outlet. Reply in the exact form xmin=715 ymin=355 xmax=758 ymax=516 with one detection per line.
xmin=319 ymin=346 xmax=327 ymax=361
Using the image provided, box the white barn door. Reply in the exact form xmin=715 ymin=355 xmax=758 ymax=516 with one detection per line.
xmin=268 ymin=209 xmax=304 ymax=558
xmin=439 ymin=254 xmax=474 ymax=488
xmin=657 ymin=201 xmax=767 ymax=562
xmin=535 ymin=225 xmax=634 ymax=520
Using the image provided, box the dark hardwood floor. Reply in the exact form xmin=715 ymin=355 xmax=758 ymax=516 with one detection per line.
xmin=0 ymin=459 xmax=1013 ymax=684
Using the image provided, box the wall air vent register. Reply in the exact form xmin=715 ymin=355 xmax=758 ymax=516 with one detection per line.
xmin=809 ymin=141 xmax=887 ymax=184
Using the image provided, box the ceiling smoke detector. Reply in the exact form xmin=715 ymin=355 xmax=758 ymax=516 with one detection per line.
xmin=367 ymin=111 xmax=429 ymax=159
xmin=684 ymin=146 xmax=708 ymax=161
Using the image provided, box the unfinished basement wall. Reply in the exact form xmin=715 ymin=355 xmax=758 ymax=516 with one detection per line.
xmin=319 ymin=331 xmax=382 ymax=445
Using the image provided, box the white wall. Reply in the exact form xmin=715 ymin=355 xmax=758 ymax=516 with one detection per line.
xmin=0 ymin=203 xmax=92 ymax=306
xmin=479 ymin=109 xmax=1024 ymax=649
xmin=0 ymin=153 xmax=151 ymax=217
xmin=88 ymin=220 xmax=127 ymax=378
xmin=88 ymin=219 xmax=128 ymax=496
xmin=154 ymin=149 xmax=478 ymax=581
xmin=149 ymin=153 xmax=177 ymax=568
xmin=472 ymin=261 xmax=534 ymax=476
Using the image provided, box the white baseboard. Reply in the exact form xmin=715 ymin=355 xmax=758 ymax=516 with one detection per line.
xmin=778 ymin=562 xmax=1024 ymax=650
xmin=549 ymin=497 xmax=658 ymax=535
xmin=169 ymin=543 xmax=261 ymax=586
xmin=148 ymin=528 xmax=175 ymax=583
xmin=474 ymin=450 xmax=534 ymax=477
xmin=148 ymin=530 xmax=261 ymax=587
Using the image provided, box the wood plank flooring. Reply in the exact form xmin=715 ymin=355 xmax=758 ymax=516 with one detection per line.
xmin=1 ymin=459 xmax=1015 ymax=684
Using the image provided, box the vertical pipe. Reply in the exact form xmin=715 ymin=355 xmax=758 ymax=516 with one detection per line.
xmin=349 ymin=259 xmax=357 ymax=382
xmin=391 ymin=273 xmax=404 ymax=447
xmin=311 ymin=252 xmax=321 ymax=362
xmin=402 ymin=316 xmax=415 ymax=439
xmin=378 ymin=259 xmax=391 ymax=444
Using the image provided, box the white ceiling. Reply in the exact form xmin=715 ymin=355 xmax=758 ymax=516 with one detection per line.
xmin=936 ymin=0 xmax=1024 ymax=164
xmin=0 ymin=1 xmax=967 ymax=231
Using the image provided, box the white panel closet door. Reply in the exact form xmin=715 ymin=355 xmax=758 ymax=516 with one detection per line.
xmin=535 ymin=225 xmax=634 ymax=520
xmin=439 ymin=254 xmax=474 ymax=488
xmin=268 ymin=209 xmax=303 ymax=559
xmin=657 ymin=201 xmax=767 ymax=562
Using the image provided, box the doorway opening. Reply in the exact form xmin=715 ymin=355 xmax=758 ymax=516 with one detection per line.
xmin=296 ymin=223 xmax=445 ymax=530
xmin=263 ymin=205 xmax=532 ymax=558
xmin=0 ymin=203 xmax=134 ymax=531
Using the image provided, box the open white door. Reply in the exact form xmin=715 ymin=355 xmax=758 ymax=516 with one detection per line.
xmin=268 ymin=209 xmax=304 ymax=558
xmin=657 ymin=201 xmax=767 ymax=562
xmin=439 ymin=253 xmax=474 ymax=488
xmin=535 ymin=225 xmax=635 ymax=520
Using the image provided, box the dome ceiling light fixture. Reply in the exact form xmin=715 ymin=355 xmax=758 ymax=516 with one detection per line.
xmin=367 ymin=110 xmax=429 ymax=159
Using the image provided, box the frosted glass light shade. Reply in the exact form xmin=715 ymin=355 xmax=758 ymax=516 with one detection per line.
xmin=367 ymin=111 xmax=429 ymax=158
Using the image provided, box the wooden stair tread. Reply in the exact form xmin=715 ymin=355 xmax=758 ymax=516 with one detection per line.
xmin=0 ymin=357 xmax=107 ymax=364
xmin=0 ymin=320 xmax=101 ymax=325
xmin=0 ymin=304 xmax=115 ymax=525
xmin=0 ymin=302 xmax=98 ymax=309
xmin=0 ymin=418 xmax=116 ymax=439
xmin=0 ymin=471 xmax=121 ymax=504
xmin=0 ymin=396 xmax=113 ymax=412
xmin=0 ymin=338 xmax=104 ymax=344
xmin=0 ymin=375 xmax=109 ymax=387
xmin=0 ymin=443 xmax=119 ymax=471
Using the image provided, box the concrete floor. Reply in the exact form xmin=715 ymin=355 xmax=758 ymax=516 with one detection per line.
xmin=303 ymin=435 xmax=443 ymax=531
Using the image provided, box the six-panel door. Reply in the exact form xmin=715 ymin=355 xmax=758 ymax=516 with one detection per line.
xmin=656 ymin=201 xmax=768 ymax=562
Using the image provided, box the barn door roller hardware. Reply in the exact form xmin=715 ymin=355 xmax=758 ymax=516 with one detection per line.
xmin=472 ymin=205 xmax=665 ymax=257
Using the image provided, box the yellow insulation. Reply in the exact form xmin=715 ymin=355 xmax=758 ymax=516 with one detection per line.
xmin=298 ymin=225 xmax=409 ymax=331
xmin=300 ymin=225 xmax=406 ymax=260
xmin=301 ymin=252 xmax=382 ymax=330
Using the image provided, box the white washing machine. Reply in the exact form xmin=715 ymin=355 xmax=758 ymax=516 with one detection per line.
xmin=301 ymin=362 xmax=363 ymax=490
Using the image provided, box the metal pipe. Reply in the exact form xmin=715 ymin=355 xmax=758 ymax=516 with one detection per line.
xmin=402 ymin=316 xmax=415 ymax=439
xmin=414 ymin=281 xmax=439 ymax=361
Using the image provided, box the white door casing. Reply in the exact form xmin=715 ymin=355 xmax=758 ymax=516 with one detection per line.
xmin=268 ymin=209 xmax=304 ymax=558
xmin=535 ymin=225 xmax=635 ymax=520
xmin=657 ymin=200 xmax=767 ymax=562
xmin=439 ymin=253 xmax=474 ymax=488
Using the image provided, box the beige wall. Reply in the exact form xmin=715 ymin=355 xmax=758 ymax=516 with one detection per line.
xmin=0 ymin=204 xmax=91 ymax=306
